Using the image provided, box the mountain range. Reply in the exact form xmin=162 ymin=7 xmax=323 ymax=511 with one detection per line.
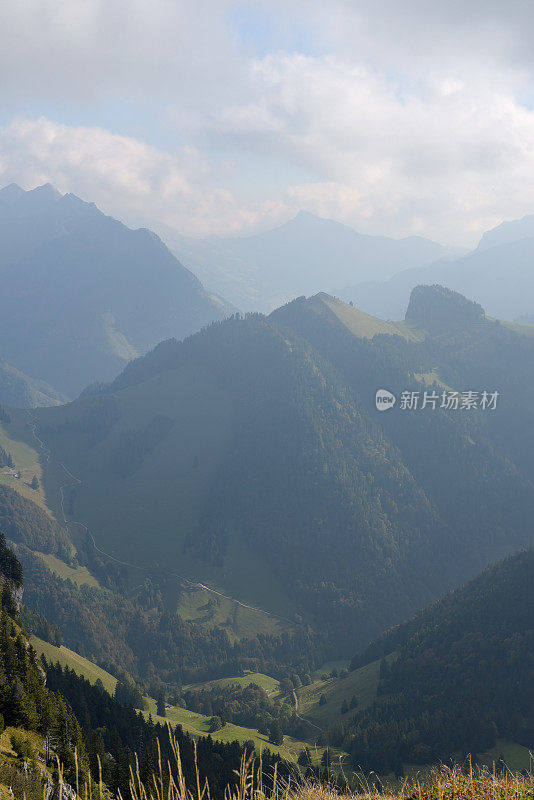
xmin=4 ymin=184 xmax=534 ymax=407
xmin=0 ymin=184 xmax=231 ymax=401
xmin=17 ymin=284 xmax=534 ymax=661
xmin=169 ymin=211 xmax=457 ymax=312
xmin=341 ymin=216 xmax=534 ymax=321
xmin=1 ymin=183 xmax=534 ymax=774
xmin=171 ymin=205 xmax=534 ymax=323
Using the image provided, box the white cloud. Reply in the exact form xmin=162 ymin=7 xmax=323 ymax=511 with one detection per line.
xmin=178 ymin=51 xmax=534 ymax=243
xmin=0 ymin=116 xmax=305 ymax=238
xmin=0 ymin=0 xmax=253 ymax=110
xmin=3 ymin=1 xmax=534 ymax=245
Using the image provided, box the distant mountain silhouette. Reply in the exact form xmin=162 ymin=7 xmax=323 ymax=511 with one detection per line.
xmin=170 ymin=210 xmax=456 ymax=312
xmin=477 ymin=212 xmax=534 ymax=250
xmin=0 ymin=184 xmax=231 ymax=400
xmin=341 ymin=215 xmax=534 ymax=322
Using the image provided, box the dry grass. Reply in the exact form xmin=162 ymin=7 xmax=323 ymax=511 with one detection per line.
xmin=116 ymin=729 xmax=534 ymax=800
xmin=7 ymin=730 xmax=531 ymax=800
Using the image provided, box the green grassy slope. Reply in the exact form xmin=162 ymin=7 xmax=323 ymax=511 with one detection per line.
xmin=0 ymin=415 xmax=51 ymax=514
xmin=142 ymin=696 xmax=329 ymax=765
xmin=35 ymin=552 xmax=101 ymax=589
xmin=308 ymin=293 xmax=423 ymax=341
xmin=297 ymin=659 xmax=382 ymax=727
xmin=479 ymin=740 xmax=534 ymax=772
xmin=177 ymin=587 xmax=288 ymax=642
xmin=30 ymin=635 xmax=117 ymax=694
xmin=44 ymin=365 xmax=233 ymax=565
xmin=501 ymin=319 xmax=534 ymax=337
xmin=184 ymin=671 xmax=280 ymax=694
xmin=0 ymin=357 xmax=67 ymax=408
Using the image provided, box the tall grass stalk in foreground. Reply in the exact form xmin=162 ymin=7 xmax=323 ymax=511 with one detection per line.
xmin=118 ymin=728 xmax=534 ymax=800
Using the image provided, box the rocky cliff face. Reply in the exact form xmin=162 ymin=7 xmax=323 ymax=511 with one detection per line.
xmin=0 ymin=573 xmax=23 ymax=612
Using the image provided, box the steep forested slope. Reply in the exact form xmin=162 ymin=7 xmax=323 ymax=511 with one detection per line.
xmin=0 ymin=533 xmax=86 ymax=783
xmin=274 ymin=289 xmax=534 ymax=578
xmin=338 ymin=546 xmax=534 ymax=773
xmin=32 ymin=315 xmax=453 ymax=649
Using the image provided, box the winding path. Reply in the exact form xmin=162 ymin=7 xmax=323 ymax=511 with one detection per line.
xmin=292 ymin=689 xmax=323 ymax=734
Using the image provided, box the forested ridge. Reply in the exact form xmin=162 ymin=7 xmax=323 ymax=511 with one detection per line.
xmin=32 ymin=289 xmax=534 ymax=661
xmin=315 ymin=546 xmax=534 ymax=773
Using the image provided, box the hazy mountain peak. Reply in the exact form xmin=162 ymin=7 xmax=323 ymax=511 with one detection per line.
xmin=28 ymin=182 xmax=62 ymax=201
xmin=286 ymin=209 xmax=358 ymax=234
xmin=0 ymin=182 xmax=24 ymax=199
xmin=172 ymin=212 xmax=452 ymax=313
xmin=477 ymin=212 xmax=534 ymax=251
xmin=62 ymin=191 xmax=91 ymax=205
xmin=0 ymin=185 xmax=232 ymax=399
xmin=288 ymin=209 xmax=335 ymax=228
xmin=294 ymin=209 xmax=319 ymax=221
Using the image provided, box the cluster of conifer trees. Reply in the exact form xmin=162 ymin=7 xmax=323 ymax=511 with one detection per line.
xmin=321 ymin=547 xmax=534 ymax=773
xmin=0 ymin=446 xmax=14 ymax=468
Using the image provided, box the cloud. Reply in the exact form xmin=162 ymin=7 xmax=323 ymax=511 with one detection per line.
xmin=2 ymin=1 xmax=531 ymax=107
xmin=0 ymin=117 xmax=267 ymax=236
xmin=190 ymin=51 xmax=534 ymax=243
xmin=3 ymin=1 xmax=534 ymax=245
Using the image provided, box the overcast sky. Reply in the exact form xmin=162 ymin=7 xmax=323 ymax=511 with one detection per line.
xmin=2 ymin=0 xmax=534 ymax=245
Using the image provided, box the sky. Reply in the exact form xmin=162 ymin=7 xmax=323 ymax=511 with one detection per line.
xmin=2 ymin=1 xmax=534 ymax=246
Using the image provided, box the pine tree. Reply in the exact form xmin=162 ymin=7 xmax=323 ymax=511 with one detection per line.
xmin=269 ymin=720 xmax=283 ymax=745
